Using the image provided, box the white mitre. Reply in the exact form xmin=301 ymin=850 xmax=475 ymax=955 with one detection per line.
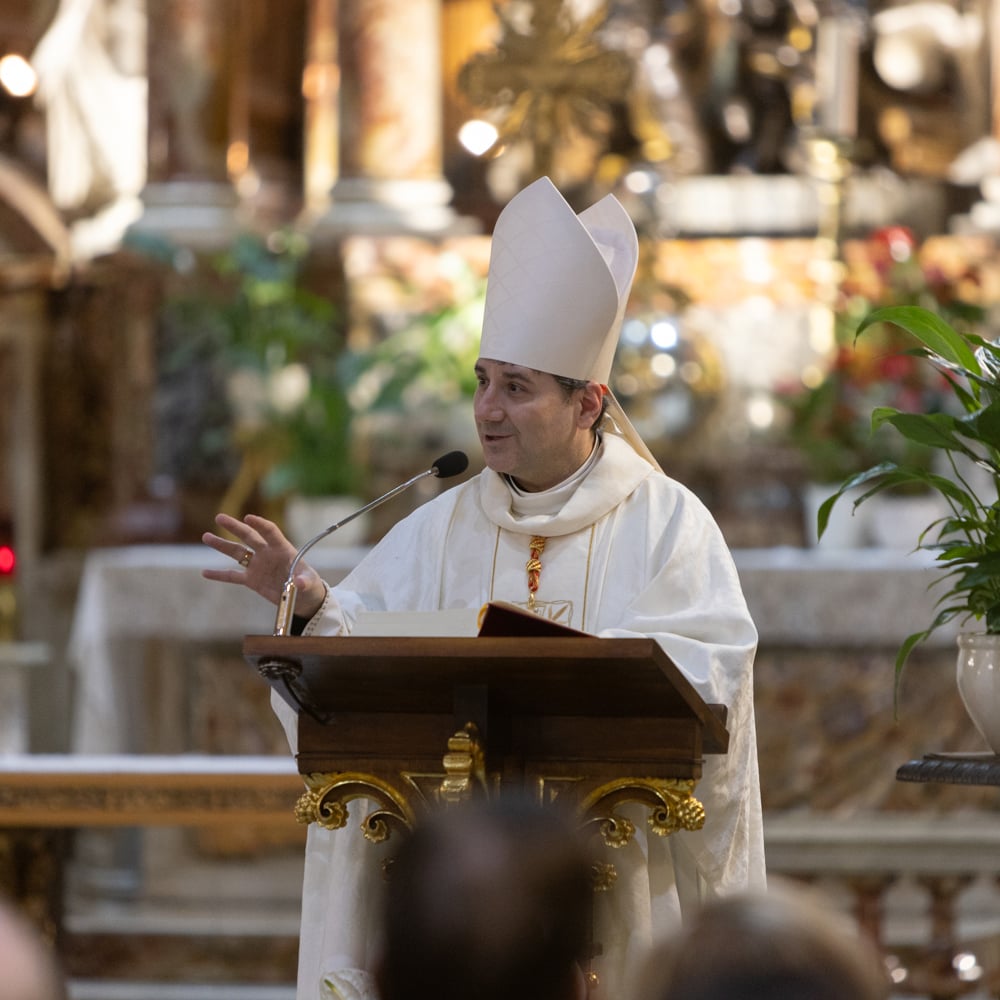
xmin=479 ymin=176 xmax=659 ymax=469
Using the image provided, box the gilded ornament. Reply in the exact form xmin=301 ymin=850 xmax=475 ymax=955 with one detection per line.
xmin=457 ymin=0 xmax=632 ymax=179
xmin=439 ymin=723 xmax=487 ymax=804
xmin=649 ymin=788 xmax=706 ymax=837
xmin=591 ymin=861 xmax=618 ymax=892
xmin=297 ymin=772 xmax=415 ymax=841
xmin=579 ymin=776 xmax=706 ymax=848
xmin=597 ymin=813 xmax=636 ymax=848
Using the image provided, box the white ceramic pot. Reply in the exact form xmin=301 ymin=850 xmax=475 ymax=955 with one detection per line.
xmin=956 ymin=632 xmax=1000 ymax=753
xmin=801 ymin=483 xmax=871 ymax=549
xmin=868 ymin=493 xmax=949 ymax=550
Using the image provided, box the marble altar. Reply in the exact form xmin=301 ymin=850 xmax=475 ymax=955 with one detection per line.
xmin=67 ymin=543 xmax=956 ymax=759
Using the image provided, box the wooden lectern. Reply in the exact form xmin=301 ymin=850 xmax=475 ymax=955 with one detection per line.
xmin=243 ymin=625 xmax=729 ymax=851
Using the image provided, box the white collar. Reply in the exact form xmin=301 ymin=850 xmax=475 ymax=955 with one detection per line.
xmin=504 ymin=435 xmax=602 ymax=517
xmin=480 ymin=433 xmax=654 ymax=536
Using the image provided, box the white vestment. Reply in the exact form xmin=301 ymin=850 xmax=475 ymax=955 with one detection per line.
xmin=274 ymin=434 xmax=764 ymax=1000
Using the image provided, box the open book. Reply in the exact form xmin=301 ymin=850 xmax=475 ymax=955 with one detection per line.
xmin=351 ymin=601 xmax=587 ymax=639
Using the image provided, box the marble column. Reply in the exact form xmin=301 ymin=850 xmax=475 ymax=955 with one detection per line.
xmin=129 ymin=0 xmax=241 ymax=248
xmin=992 ymin=0 xmax=1000 ymax=143
xmin=314 ymin=0 xmax=465 ymax=236
xmin=302 ymin=0 xmax=340 ymax=217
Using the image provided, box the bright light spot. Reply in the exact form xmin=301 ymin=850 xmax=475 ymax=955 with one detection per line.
xmin=0 ymin=545 xmax=14 ymax=575
xmin=747 ymin=394 xmax=775 ymax=429
xmin=624 ymin=170 xmax=654 ymax=195
xmin=741 ymin=294 xmax=777 ymax=317
xmin=622 ymin=318 xmax=649 ymax=345
xmin=808 ymin=306 xmax=836 ymax=352
xmin=801 ymin=363 xmax=826 ymax=389
xmin=301 ymin=62 xmax=338 ymax=101
xmin=874 ymin=35 xmax=925 ymax=91
xmin=789 ymin=25 xmax=813 ymax=49
xmin=649 ymin=319 xmax=678 ymax=350
xmin=650 ymin=353 xmax=677 ymax=378
xmin=885 ymin=953 xmax=907 ymax=984
xmin=953 ymin=953 xmax=982 ymax=981
xmin=458 ymin=120 xmax=498 ymax=156
xmin=722 ymin=99 xmax=752 ymax=142
xmin=227 ymin=141 xmax=249 ymax=176
xmin=740 ymin=240 xmax=775 ymax=284
xmin=235 ymin=166 xmax=261 ymax=198
xmin=888 ymin=234 xmax=913 ymax=262
xmin=0 ymin=54 xmax=36 ymax=97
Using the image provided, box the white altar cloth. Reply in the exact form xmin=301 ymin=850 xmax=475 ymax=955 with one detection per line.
xmin=67 ymin=545 xmax=363 ymax=753
xmin=66 ymin=543 xmax=953 ymax=754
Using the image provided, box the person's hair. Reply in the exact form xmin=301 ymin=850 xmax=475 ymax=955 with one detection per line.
xmin=638 ymin=882 xmax=889 ymax=1000
xmin=375 ymin=796 xmax=595 ymax=1000
xmin=552 ymin=374 xmax=608 ymax=431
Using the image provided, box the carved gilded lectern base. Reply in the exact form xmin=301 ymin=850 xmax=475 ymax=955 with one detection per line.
xmin=290 ymin=723 xmax=706 ymax=853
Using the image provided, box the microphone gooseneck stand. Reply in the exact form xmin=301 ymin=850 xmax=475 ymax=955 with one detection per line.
xmin=272 ymin=451 xmax=469 ymax=635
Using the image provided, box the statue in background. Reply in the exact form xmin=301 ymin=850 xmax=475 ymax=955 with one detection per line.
xmin=31 ymin=0 xmax=147 ymax=259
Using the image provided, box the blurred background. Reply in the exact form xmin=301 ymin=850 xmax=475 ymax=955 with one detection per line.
xmin=1 ymin=1 xmax=1000 ymax=998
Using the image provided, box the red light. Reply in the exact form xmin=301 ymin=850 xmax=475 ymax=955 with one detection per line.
xmin=0 ymin=545 xmax=14 ymax=575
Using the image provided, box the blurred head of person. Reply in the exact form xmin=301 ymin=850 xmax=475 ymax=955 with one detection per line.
xmin=637 ymin=881 xmax=889 ymax=1000
xmin=0 ymin=898 xmax=66 ymax=1000
xmin=375 ymin=796 xmax=596 ymax=1000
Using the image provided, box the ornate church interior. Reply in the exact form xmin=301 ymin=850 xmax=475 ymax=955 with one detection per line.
xmin=1 ymin=0 xmax=1000 ymax=997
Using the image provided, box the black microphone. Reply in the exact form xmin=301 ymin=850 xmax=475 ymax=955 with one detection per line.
xmin=273 ymin=450 xmax=469 ymax=635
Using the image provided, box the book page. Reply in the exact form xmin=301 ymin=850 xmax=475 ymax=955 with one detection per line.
xmin=351 ymin=608 xmax=480 ymax=637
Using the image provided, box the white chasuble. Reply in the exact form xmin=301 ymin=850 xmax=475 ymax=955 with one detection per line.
xmin=275 ymin=434 xmax=764 ymax=1000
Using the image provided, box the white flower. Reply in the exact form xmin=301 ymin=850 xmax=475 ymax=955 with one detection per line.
xmin=267 ymin=362 xmax=311 ymax=415
xmin=226 ymin=369 xmax=268 ymax=429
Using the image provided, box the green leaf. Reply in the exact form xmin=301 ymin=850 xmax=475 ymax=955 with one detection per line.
xmin=893 ymin=631 xmax=930 ymax=718
xmin=872 ymin=409 xmax=969 ymax=452
xmin=859 ymin=305 xmax=981 ymax=373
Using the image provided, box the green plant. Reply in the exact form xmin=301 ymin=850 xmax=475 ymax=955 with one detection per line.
xmin=818 ymin=305 xmax=1000 ymax=701
xmin=161 ymin=231 xmax=361 ymax=503
xmin=343 ymin=265 xmax=484 ymax=417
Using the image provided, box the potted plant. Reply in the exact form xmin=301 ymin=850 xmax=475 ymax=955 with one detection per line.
xmin=158 ymin=230 xmax=366 ymax=543
xmin=340 ymin=251 xmax=486 ymax=498
xmin=780 ymin=227 xmax=984 ymax=547
xmin=818 ymin=304 xmax=1000 ymax=748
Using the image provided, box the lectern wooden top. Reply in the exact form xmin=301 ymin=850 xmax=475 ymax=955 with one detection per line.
xmin=243 ymin=633 xmax=729 ymax=754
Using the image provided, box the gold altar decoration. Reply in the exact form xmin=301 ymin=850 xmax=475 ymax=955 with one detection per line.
xmin=457 ymin=0 xmax=632 ymax=180
xmin=0 ymin=766 xmax=303 ymax=828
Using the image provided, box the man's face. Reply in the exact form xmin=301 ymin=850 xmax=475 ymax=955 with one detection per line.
xmin=473 ymin=358 xmax=601 ymax=492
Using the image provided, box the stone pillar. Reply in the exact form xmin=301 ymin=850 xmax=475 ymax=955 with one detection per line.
xmin=315 ymin=0 xmax=465 ymax=236
xmin=302 ymin=0 xmax=340 ymax=218
xmin=129 ymin=0 xmax=241 ymax=248
xmin=992 ymin=0 xmax=1000 ymax=143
